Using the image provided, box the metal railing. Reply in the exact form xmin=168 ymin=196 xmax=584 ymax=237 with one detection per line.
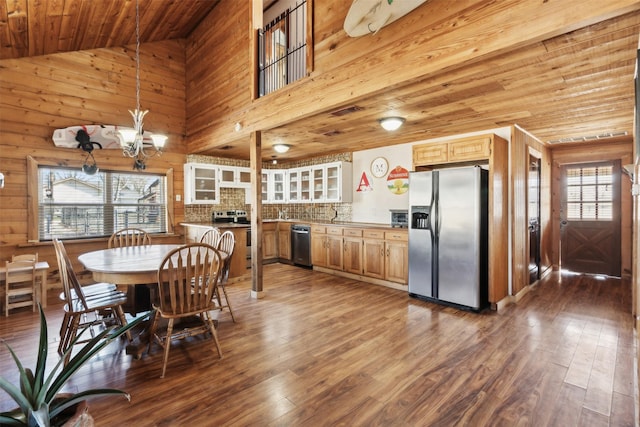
xmin=258 ymin=0 xmax=307 ymax=97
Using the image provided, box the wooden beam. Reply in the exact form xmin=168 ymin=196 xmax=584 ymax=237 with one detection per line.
xmin=250 ymin=130 xmax=264 ymax=298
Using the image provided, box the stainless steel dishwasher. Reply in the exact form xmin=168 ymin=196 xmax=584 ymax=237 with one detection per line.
xmin=291 ymin=224 xmax=311 ymax=266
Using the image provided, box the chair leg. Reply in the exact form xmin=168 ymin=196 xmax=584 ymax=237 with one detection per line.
xmin=114 ymin=306 xmax=132 ymax=342
xmin=63 ymin=315 xmax=81 ymax=366
xmin=205 ymin=312 xmax=222 ymax=359
xmin=219 ymin=283 xmax=235 ymax=323
xmin=58 ymin=312 xmax=72 ymax=356
xmin=160 ymin=319 xmax=174 ymax=379
xmin=147 ymin=313 xmax=160 ymax=356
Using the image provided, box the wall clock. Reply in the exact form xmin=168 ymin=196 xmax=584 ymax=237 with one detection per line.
xmin=371 ymin=156 xmax=389 ymax=178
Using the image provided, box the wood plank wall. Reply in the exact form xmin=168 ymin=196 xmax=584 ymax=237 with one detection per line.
xmin=550 ymin=138 xmax=634 ymax=276
xmin=185 ymin=0 xmax=640 ymax=152
xmin=510 ymin=127 xmax=552 ymax=296
xmin=0 ymin=40 xmax=188 ymax=277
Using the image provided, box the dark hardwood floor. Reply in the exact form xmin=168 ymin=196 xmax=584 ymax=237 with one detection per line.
xmin=1 ymin=264 xmax=637 ymax=426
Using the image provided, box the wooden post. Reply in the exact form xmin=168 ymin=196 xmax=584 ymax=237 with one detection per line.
xmin=250 ymin=131 xmax=264 ymax=298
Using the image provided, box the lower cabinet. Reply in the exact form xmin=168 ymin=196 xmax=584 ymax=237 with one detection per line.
xmin=277 ymin=222 xmax=292 ymax=261
xmin=311 ymin=225 xmax=328 ymax=267
xmin=363 ymin=229 xmax=408 ymax=284
xmin=343 ymin=228 xmax=363 ymax=275
xmin=384 ymin=231 xmax=408 ymax=284
xmin=312 ymin=225 xmax=408 ymax=286
xmin=326 ymin=227 xmax=344 ymax=270
xmin=262 ymin=222 xmax=278 ymax=261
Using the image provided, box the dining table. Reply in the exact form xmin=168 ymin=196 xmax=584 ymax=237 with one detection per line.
xmin=78 ymin=244 xmax=181 ymax=286
xmin=78 ymin=243 xmax=226 ymax=358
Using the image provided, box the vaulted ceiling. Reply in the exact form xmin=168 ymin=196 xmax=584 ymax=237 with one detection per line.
xmin=1 ymin=0 xmax=638 ymax=161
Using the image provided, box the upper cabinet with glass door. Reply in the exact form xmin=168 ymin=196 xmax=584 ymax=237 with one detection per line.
xmin=311 ymin=162 xmax=352 ymax=203
xmin=184 ymin=163 xmax=220 ymax=204
xmin=219 ymin=166 xmax=251 ymax=188
xmin=288 ymin=167 xmax=311 ymax=203
xmin=262 ymin=169 xmax=287 ymax=204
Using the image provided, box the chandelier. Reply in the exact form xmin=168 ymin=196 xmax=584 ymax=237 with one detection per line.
xmin=117 ymin=0 xmax=167 ymax=170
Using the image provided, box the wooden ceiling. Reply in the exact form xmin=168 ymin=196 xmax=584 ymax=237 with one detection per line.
xmin=1 ymin=1 xmax=638 ymax=161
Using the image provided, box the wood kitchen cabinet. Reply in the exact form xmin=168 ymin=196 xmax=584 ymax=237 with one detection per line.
xmin=362 ymin=229 xmax=408 ymax=285
xmin=342 ymin=228 xmax=363 ymax=275
xmin=384 ymin=231 xmax=408 ymax=284
xmin=311 ymin=225 xmax=328 ymax=267
xmin=362 ymin=229 xmax=386 ymax=280
xmin=326 ymin=227 xmax=344 ymax=270
xmin=311 ymin=225 xmax=343 ymax=270
xmin=413 ymin=135 xmax=491 ymax=167
xmin=277 ymin=221 xmax=292 ymax=261
xmin=262 ymin=222 xmax=278 ymax=261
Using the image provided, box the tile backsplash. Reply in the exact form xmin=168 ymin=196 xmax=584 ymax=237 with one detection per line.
xmin=184 ymin=153 xmax=353 ymax=223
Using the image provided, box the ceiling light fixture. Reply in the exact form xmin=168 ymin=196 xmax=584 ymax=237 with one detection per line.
xmin=117 ymin=0 xmax=167 ymax=170
xmin=379 ymin=117 xmax=405 ymax=131
xmin=273 ymin=144 xmax=291 ymax=153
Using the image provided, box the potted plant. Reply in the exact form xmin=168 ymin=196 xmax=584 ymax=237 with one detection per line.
xmin=0 ymin=306 xmax=149 ymax=427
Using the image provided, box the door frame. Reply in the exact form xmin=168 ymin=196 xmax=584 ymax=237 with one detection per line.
xmin=550 ymin=139 xmax=633 ymax=278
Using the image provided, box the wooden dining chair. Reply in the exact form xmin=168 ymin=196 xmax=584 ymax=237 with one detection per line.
xmin=214 ymin=230 xmax=236 ymax=322
xmin=53 ymin=238 xmax=131 ymax=364
xmin=199 ymin=227 xmax=221 ymax=248
xmin=4 ymin=255 xmax=37 ymax=316
xmin=108 ymin=227 xmax=151 ymax=248
xmin=148 ymin=243 xmax=223 ymax=378
xmin=108 ymin=227 xmax=153 ymax=314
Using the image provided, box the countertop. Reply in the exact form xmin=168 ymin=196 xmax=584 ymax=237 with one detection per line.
xmin=180 ymin=220 xmax=406 ymax=230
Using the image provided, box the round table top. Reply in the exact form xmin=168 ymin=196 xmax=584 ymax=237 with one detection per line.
xmin=78 ymin=244 xmax=181 ymax=276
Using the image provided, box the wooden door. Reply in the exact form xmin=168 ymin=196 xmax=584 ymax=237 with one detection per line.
xmin=528 ymin=155 xmax=541 ymax=283
xmin=326 ymin=235 xmax=344 ymax=270
xmin=560 ymin=161 xmax=621 ymax=276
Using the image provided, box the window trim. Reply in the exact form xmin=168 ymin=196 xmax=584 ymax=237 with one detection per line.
xmin=27 ymin=156 xmax=174 ymax=242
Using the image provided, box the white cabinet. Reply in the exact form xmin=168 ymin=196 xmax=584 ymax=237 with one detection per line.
xmin=219 ymin=166 xmax=251 ymax=188
xmin=288 ymin=167 xmax=311 ymax=203
xmin=261 ymin=169 xmax=287 ymax=204
xmin=184 ymin=163 xmax=220 ymax=204
xmin=311 ymin=162 xmax=352 ymax=203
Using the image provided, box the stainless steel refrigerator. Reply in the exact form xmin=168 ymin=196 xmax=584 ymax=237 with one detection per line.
xmin=408 ymin=166 xmax=489 ymax=311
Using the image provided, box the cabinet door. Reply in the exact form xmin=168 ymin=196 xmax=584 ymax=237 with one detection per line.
xmin=311 ymin=232 xmax=327 ymax=267
xmin=385 ymin=240 xmax=408 ymax=284
xmin=278 ymin=222 xmax=292 ymax=260
xmin=363 ymin=239 xmax=385 ymax=279
xmin=448 ymin=137 xmax=491 ymax=162
xmin=271 ymin=170 xmax=287 ymax=203
xmin=262 ymin=225 xmax=278 ymax=260
xmin=300 ymin=169 xmax=311 ymax=201
xmin=237 ymin=168 xmax=251 ymax=185
xmin=288 ymin=170 xmax=300 ymax=202
xmin=413 ymin=143 xmax=448 ymax=166
xmin=219 ymin=167 xmax=236 ymax=187
xmin=326 ymin=235 xmax=343 ymax=270
xmin=261 ymin=172 xmax=269 ymax=203
xmin=184 ymin=164 xmax=220 ymax=204
xmin=312 ymin=167 xmax=325 ymax=201
xmin=343 ymin=236 xmax=362 ymax=274
xmin=325 ymin=163 xmax=341 ymax=202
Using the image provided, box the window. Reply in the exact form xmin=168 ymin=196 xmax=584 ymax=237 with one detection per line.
xmin=37 ymin=166 xmax=168 ymax=240
xmin=565 ymin=164 xmax=614 ymax=220
xmin=258 ymin=0 xmax=308 ymax=97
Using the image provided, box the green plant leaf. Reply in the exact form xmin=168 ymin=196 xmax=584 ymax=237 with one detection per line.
xmin=31 ymin=307 xmax=48 ymax=404
xmin=49 ymin=389 xmax=130 ymax=419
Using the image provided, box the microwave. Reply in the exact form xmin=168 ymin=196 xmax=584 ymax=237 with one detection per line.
xmin=390 ymin=209 xmax=408 ymax=228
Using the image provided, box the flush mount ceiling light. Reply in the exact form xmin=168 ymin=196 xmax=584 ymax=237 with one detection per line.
xmin=273 ymin=144 xmax=291 ymax=153
xmin=379 ymin=117 xmax=405 ymax=131
xmin=117 ymin=0 xmax=167 ymax=170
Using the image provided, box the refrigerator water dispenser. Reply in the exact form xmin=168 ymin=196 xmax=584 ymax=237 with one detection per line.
xmin=411 ymin=206 xmax=430 ymax=230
